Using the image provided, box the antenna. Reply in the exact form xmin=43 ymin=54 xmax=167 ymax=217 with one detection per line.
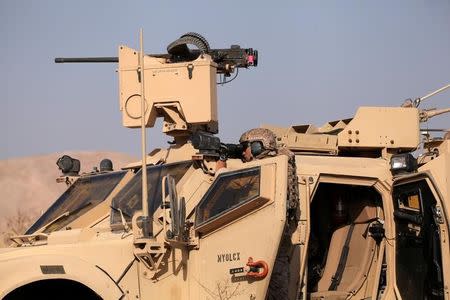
xmin=139 ymin=29 xmax=151 ymax=238
xmin=414 ymin=83 xmax=450 ymax=107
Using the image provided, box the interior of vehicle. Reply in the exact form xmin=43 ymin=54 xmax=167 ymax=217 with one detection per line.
xmin=307 ymin=183 xmax=385 ymax=300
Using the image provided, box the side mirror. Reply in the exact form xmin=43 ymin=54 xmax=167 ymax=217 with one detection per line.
xmin=178 ymin=196 xmax=186 ymax=239
xmin=162 ymin=175 xmax=186 ymax=242
xmin=167 ymin=175 xmax=179 ymax=237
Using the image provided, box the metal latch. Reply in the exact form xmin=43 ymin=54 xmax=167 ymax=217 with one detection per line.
xmin=433 ymin=205 xmax=444 ymax=224
xmin=187 ymin=64 xmax=194 ymax=79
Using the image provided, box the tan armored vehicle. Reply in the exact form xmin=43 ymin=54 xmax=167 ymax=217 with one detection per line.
xmin=1 ymin=32 xmax=449 ymax=300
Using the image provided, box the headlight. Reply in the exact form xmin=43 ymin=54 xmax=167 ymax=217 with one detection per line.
xmin=390 ymin=153 xmax=417 ymax=175
xmin=56 ymin=155 xmax=80 ymax=175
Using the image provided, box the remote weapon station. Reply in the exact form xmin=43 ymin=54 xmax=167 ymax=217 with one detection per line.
xmin=1 ymin=32 xmax=449 ymax=300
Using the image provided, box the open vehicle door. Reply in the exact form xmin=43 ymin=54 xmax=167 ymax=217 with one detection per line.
xmin=392 ymin=173 xmax=449 ymax=299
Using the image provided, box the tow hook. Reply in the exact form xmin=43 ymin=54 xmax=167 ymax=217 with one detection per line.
xmin=246 ymin=257 xmax=269 ymax=279
xmin=229 ymin=257 xmax=269 ymax=280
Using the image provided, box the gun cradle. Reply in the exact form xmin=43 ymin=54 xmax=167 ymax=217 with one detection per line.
xmin=118 ymin=46 xmax=218 ymax=132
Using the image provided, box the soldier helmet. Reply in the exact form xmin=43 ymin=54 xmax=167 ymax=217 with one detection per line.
xmin=239 ymin=128 xmax=277 ymax=158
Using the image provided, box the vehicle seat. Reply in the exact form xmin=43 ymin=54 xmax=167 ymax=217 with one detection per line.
xmin=310 ymin=203 xmax=378 ymax=300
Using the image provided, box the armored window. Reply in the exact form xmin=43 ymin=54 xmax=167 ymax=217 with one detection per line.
xmin=26 ymin=171 xmax=127 ymax=234
xmin=110 ymin=161 xmax=191 ymax=225
xmin=195 ymin=167 xmax=261 ymax=233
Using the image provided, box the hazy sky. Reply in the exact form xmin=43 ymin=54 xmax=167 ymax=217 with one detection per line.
xmin=1 ymin=1 xmax=449 ymax=160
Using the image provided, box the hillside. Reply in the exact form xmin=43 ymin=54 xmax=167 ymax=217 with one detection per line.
xmin=0 ymin=151 xmax=136 ymax=246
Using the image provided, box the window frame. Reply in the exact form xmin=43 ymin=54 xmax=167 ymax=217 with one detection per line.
xmin=109 ymin=161 xmax=192 ymax=226
xmin=26 ymin=171 xmax=127 ymax=234
xmin=195 ymin=166 xmax=269 ymax=235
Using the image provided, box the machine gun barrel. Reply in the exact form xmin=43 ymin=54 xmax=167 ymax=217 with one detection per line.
xmin=55 ymin=53 xmax=173 ymax=63
xmin=55 ymin=32 xmax=257 ymax=80
xmin=55 ymin=57 xmax=119 ymax=63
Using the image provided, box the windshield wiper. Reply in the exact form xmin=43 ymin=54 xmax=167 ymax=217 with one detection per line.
xmin=110 ymin=205 xmax=132 ymax=218
xmin=110 ymin=205 xmax=132 ymax=232
xmin=38 ymin=201 xmax=93 ymax=233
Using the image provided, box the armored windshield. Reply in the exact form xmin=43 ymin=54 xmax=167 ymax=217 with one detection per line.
xmin=110 ymin=161 xmax=192 ymax=225
xmin=26 ymin=171 xmax=126 ymax=234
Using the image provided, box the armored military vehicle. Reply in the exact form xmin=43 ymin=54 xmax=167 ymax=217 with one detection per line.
xmin=1 ymin=32 xmax=449 ymax=300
